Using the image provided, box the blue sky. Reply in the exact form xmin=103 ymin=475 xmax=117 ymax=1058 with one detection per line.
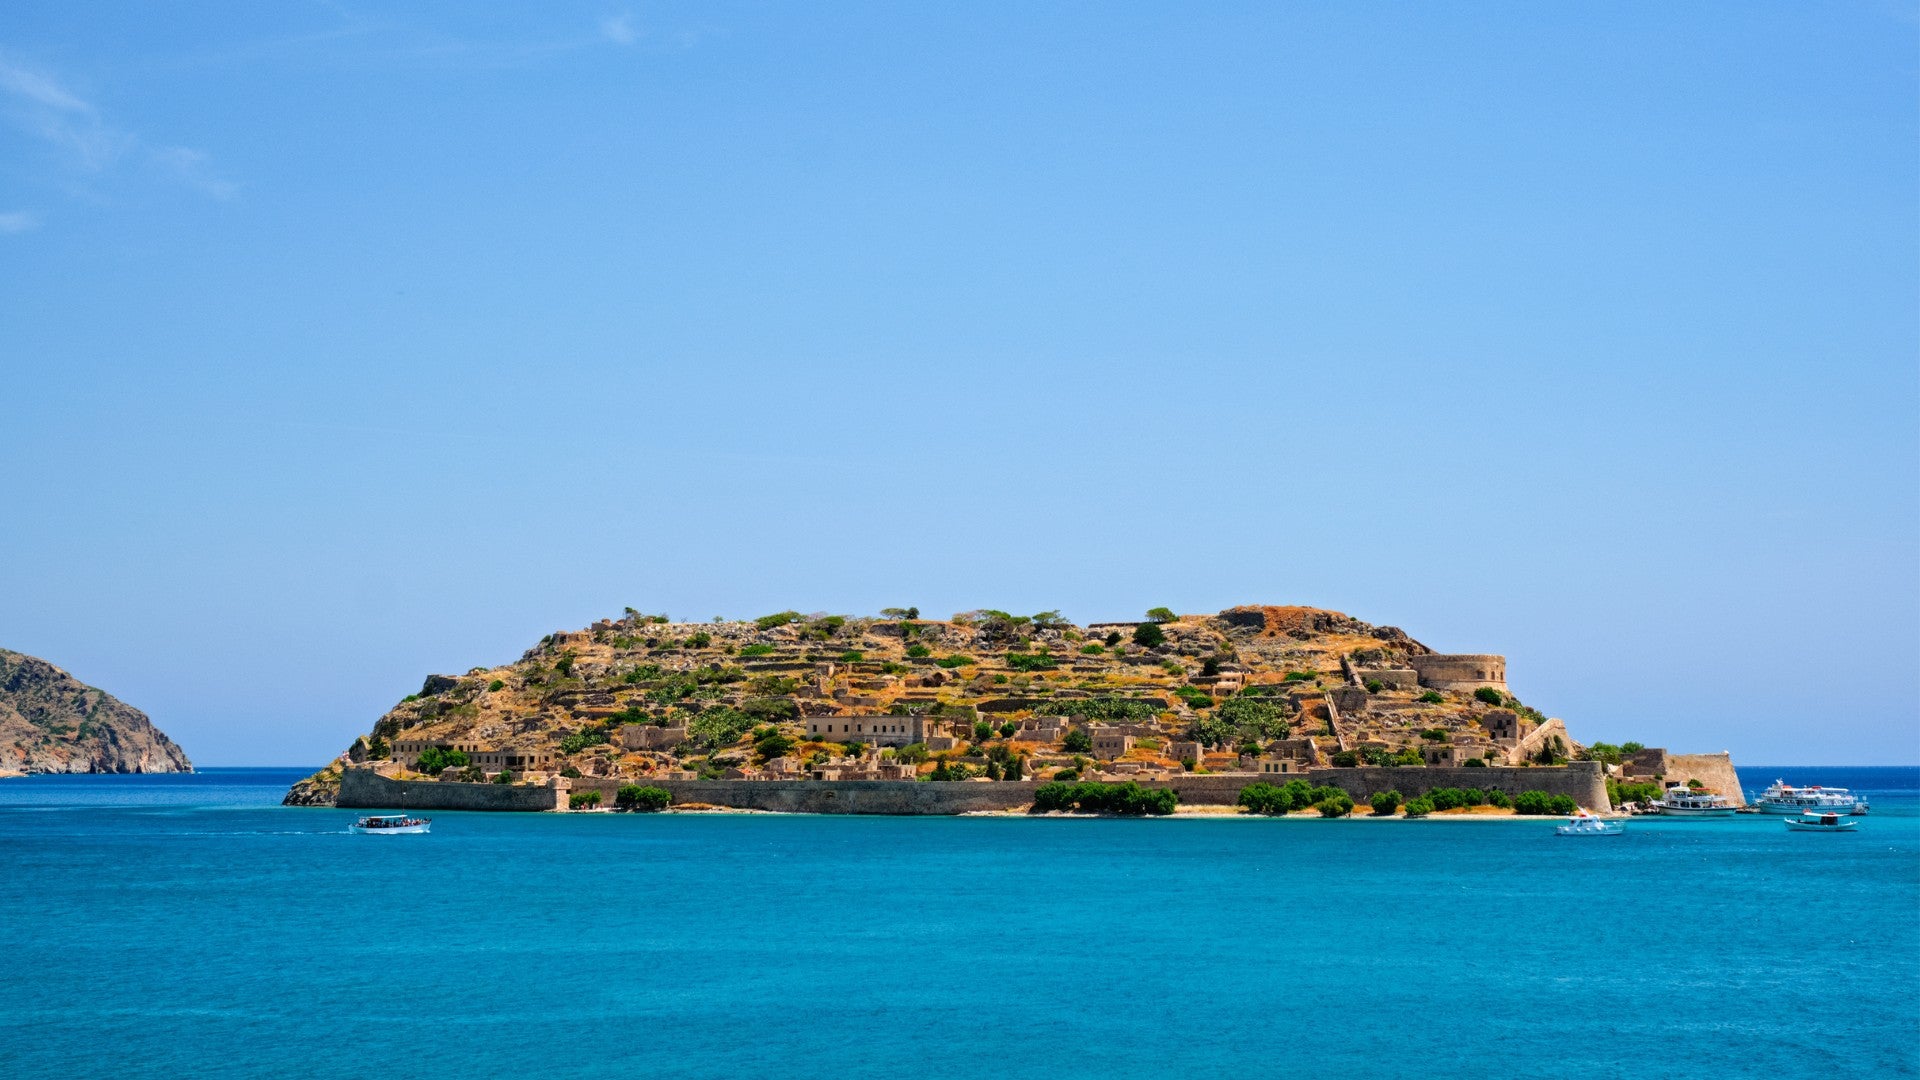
xmin=1 ymin=2 xmax=1914 ymax=766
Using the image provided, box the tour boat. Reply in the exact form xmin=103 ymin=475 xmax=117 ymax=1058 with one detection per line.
xmin=1783 ymin=813 xmax=1858 ymax=833
xmin=1555 ymin=809 xmax=1624 ymax=836
xmin=1653 ymin=786 xmax=1736 ymax=817
xmin=1753 ymin=779 xmax=1867 ymax=816
xmin=350 ymin=814 xmax=431 ymax=834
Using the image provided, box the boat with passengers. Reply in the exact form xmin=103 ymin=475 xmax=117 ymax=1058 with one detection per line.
xmin=1653 ymin=785 xmax=1736 ymax=817
xmin=1753 ymin=779 xmax=1867 ymax=816
xmin=1783 ymin=812 xmax=1858 ymax=833
xmin=350 ymin=814 xmax=431 ymax=834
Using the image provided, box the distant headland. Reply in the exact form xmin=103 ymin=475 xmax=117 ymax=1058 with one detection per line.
xmin=0 ymin=648 xmax=192 ymax=777
xmin=284 ymin=605 xmax=1736 ymax=815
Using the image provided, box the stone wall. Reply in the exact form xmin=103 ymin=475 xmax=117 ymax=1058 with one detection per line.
xmin=334 ymin=763 xmax=1609 ymax=814
xmin=1307 ymin=762 xmax=1608 ymax=810
xmin=338 ymin=768 xmax=567 ymax=811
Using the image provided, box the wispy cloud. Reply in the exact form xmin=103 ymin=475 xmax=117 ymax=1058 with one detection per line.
xmin=600 ymin=14 xmax=638 ymax=46
xmin=0 ymin=210 xmax=38 ymax=233
xmin=0 ymin=50 xmax=235 ymax=202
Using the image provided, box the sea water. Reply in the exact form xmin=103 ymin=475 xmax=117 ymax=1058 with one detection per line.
xmin=1 ymin=767 xmax=1914 ymax=1080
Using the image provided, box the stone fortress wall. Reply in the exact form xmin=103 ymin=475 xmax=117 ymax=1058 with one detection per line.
xmin=1409 ymin=654 xmax=1508 ymax=692
xmin=336 ymin=762 xmax=1610 ymax=814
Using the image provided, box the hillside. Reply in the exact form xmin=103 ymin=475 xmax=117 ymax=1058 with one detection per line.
xmin=285 ymin=605 xmax=1588 ymax=805
xmin=0 ymin=649 xmax=192 ymax=776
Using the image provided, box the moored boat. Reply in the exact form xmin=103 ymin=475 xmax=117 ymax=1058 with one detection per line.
xmin=1555 ymin=809 xmax=1624 ymax=836
xmin=1783 ymin=813 xmax=1858 ymax=833
xmin=350 ymin=814 xmax=431 ymax=834
xmin=1753 ymin=779 xmax=1866 ymax=816
xmin=1654 ymin=785 xmax=1736 ymax=817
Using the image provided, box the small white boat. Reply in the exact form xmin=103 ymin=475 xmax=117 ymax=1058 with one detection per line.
xmin=350 ymin=814 xmax=431 ymax=834
xmin=1753 ymin=779 xmax=1866 ymax=816
xmin=1784 ymin=813 xmax=1858 ymax=833
xmin=1556 ymin=809 xmax=1624 ymax=836
xmin=1654 ymin=785 xmax=1736 ymax=817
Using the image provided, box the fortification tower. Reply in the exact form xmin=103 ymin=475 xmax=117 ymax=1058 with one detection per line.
xmin=1409 ymin=654 xmax=1508 ymax=692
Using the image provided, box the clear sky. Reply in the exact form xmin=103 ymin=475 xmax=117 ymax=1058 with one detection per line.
xmin=1 ymin=2 xmax=1914 ymax=767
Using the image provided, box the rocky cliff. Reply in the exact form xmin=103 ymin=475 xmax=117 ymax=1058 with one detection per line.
xmin=0 ymin=649 xmax=192 ymax=776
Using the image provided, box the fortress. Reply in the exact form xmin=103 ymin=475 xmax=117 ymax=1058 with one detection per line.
xmin=1409 ymin=654 xmax=1508 ymax=692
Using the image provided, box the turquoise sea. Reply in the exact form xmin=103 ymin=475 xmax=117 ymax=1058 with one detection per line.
xmin=1 ymin=767 xmax=1915 ymax=1080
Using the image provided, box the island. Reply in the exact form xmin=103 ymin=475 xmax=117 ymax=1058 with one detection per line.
xmin=284 ymin=605 xmax=1737 ymax=815
xmin=1 ymin=648 xmax=192 ymax=776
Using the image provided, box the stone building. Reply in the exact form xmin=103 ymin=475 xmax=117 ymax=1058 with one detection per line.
xmin=620 ymin=725 xmax=689 ymax=751
xmin=1091 ymin=732 xmax=1136 ymax=760
xmin=805 ymin=713 xmax=940 ymax=747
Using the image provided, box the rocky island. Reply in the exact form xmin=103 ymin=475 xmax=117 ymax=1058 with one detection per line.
xmin=286 ymin=605 xmax=1737 ymax=815
xmin=0 ymin=648 xmax=192 ymax=776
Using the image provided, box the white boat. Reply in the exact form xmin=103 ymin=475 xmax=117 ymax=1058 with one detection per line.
xmin=1654 ymin=785 xmax=1736 ymax=817
xmin=1784 ymin=813 xmax=1858 ymax=833
xmin=1753 ymin=779 xmax=1867 ymax=816
xmin=1556 ymin=809 xmax=1624 ymax=836
xmin=350 ymin=814 xmax=431 ymax=834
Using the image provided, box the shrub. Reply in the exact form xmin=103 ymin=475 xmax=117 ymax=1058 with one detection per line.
xmin=493 ymin=770 xmax=513 ymax=784
xmin=742 ymin=697 xmax=799 ymax=724
xmin=554 ymin=653 xmax=577 ymax=677
xmin=560 ymin=766 xmax=583 ymax=779
xmin=972 ymin=720 xmax=994 ymax=742
xmin=1474 ymin=687 xmax=1505 ymax=706
xmin=998 ymin=721 xmax=1018 ymax=738
xmin=1050 ymin=698 xmax=1161 ymax=723
xmin=1365 ymin=680 xmax=1384 ymax=693
xmin=1421 ymin=728 xmax=1449 ymax=742
xmin=894 ymin=742 xmax=930 ymax=764
xmin=688 ymin=706 xmax=755 ymax=750
xmin=569 ymin=790 xmax=603 ymax=809
xmin=415 ymin=746 xmax=469 ymax=775
xmin=1283 ymin=671 xmax=1316 ymax=682
xmin=1550 ymin=794 xmax=1577 ymax=814
xmin=1620 ymin=741 xmax=1645 ymax=753
xmin=1175 ymin=686 xmax=1214 ymax=709
xmin=1216 ymin=696 xmax=1290 ymax=740
xmin=1132 ymin=623 xmax=1167 ymax=648
xmin=1418 ymin=691 xmax=1444 ymax=704
xmin=1329 ymin=751 xmax=1359 ymax=768
xmin=838 ymin=650 xmax=864 ymax=663
xmin=753 ymin=733 xmax=795 ymax=762
xmin=1051 ymin=768 xmax=1080 ymax=783
xmin=1403 ymin=796 xmax=1435 ymax=817
xmin=616 ymin=785 xmax=671 ymax=812
xmin=1104 ymin=631 xmax=1123 ymax=646
xmin=687 ymin=632 xmax=712 ymax=648
xmin=1062 ymin=727 xmax=1094 ymax=753
xmin=1006 ymin=652 xmax=1058 ymax=672
xmin=487 ymin=679 xmax=505 ymax=692
xmin=1485 ymin=790 xmax=1512 ymax=808
xmin=1463 ymin=757 xmax=1487 ymax=768
xmin=1315 ymin=794 xmax=1354 ymax=818
xmin=936 ymin=655 xmax=975 ymax=669
xmin=906 ymin=644 xmax=931 ymax=658
xmin=1370 ymin=790 xmax=1404 ymax=816
xmin=754 ymin=611 xmax=801 ymax=630
xmin=1428 ymin=787 xmax=1466 ymax=811
xmin=1145 ymin=607 xmax=1177 ymax=623
xmin=738 ymin=644 xmax=775 ymax=657
xmin=1079 ymin=643 xmax=1105 ymax=655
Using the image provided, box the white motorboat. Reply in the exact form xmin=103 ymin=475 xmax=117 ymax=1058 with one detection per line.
xmin=1783 ymin=813 xmax=1858 ymax=833
xmin=1753 ymin=779 xmax=1866 ymax=816
xmin=1555 ymin=809 xmax=1624 ymax=836
xmin=350 ymin=814 xmax=431 ymax=834
xmin=1654 ymin=785 xmax=1736 ymax=817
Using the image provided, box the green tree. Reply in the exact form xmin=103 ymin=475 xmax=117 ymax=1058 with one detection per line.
xmin=1132 ymin=622 xmax=1167 ymax=648
xmin=1062 ymin=727 xmax=1094 ymax=753
xmin=415 ymin=746 xmax=469 ymax=775
xmin=1402 ymin=796 xmax=1435 ymax=817
xmin=1418 ymin=691 xmax=1444 ymax=704
xmin=616 ymin=785 xmax=671 ymax=812
xmin=1145 ymin=607 xmax=1177 ymax=623
xmin=1474 ymin=687 xmax=1505 ymax=706
xmin=1370 ymin=790 xmax=1404 ymax=815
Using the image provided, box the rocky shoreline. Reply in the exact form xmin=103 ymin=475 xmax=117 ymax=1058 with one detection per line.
xmin=0 ymin=649 xmax=191 ymax=776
